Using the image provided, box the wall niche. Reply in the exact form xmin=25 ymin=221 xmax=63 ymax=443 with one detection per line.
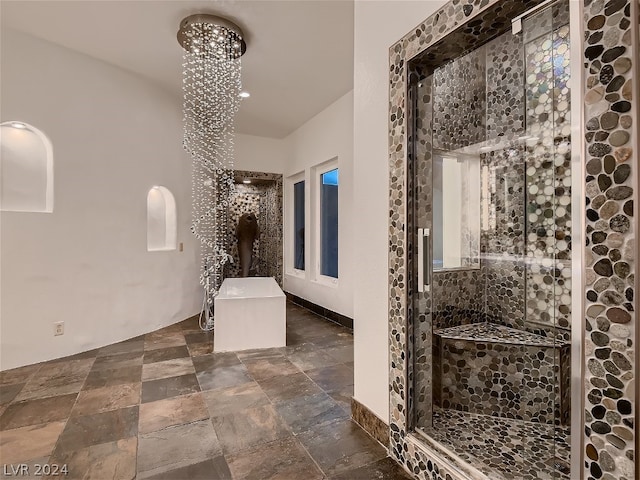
xmin=147 ymin=186 xmax=177 ymax=251
xmin=0 ymin=121 xmax=54 ymax=213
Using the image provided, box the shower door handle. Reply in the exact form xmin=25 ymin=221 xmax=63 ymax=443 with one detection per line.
xmin=418 ymin=228 xmax=431 ymax=293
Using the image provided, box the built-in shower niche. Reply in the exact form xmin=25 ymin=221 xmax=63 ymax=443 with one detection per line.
xmin=408 ymin=1 xmax=573 ymax=479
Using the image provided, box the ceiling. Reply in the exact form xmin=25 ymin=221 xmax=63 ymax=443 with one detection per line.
xmin=1 ymin=0 xmax=354 ymax=139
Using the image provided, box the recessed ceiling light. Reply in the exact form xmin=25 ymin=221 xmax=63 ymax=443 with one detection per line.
xmin=11 ymin=122 xmax=26 ymax=129
xmin=239 ymin=91 xmax=250 ymax=98
xmin=242 ymin=179 xmax=251 ymax=184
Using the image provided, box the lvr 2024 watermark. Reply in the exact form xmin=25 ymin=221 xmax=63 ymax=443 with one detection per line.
xmin=3 ymin=464 xmax=68 ymax=476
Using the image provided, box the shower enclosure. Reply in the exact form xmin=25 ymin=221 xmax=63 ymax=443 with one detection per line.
xmin=407 ymin=1 xmax=574 ymax=478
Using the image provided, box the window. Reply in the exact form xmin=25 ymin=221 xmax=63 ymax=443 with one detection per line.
xmin=147 ymin=186 xmax=177 ymax=251
xmin=293 ymin=180 xmax=305 ymax=270
xmin=320 ymin=168 xmax=338 ymax=278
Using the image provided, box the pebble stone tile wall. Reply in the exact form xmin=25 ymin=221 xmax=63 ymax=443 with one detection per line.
xmin=434 ymin=324 xmax=570 ymax=425
xmin=226 ymin=184 xmax=262 ymax=278
xmin=582 ymin=0 xmax=637 ymax=479
xmin=523 ymin=6 xmax=573 ymax=339
xmin=413 ymin=16 xmax=572 ymax=433
xmin=387 ymin=1 xmax=637 ymax=480
xmin=225 ymin=171 xmax=283 ymax=285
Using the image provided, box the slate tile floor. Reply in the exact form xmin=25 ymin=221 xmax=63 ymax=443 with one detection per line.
xmin=0 ymin=302 xmax=410 ymax=480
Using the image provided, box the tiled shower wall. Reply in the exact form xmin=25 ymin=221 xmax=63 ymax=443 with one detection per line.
xmin=582 ymin=0 xmax=636 ymax=478
xmin=225 ymin=171 xmax=283 ymax=286
xmin=414 ymin=6 xmax=572 ymax=432
xmin=388 ymin=0 xmax=637 ymax=479
xmin=226 ymin=184 xmax=261 ymax=278
xmin=426 ymin=7 xmax=572 ymax=338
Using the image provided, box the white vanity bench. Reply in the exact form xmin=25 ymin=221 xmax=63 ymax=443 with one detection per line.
xmin=213 ymin=277 xmax=286 ymax=352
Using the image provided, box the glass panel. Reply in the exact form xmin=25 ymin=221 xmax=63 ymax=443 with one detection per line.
xmin=409 ymin=1 xmax=571 ymax=478
xmin=294 ymin=180 xmax=305 ymax=270
xmin=320 ymin=168 xmax=338 ymax=278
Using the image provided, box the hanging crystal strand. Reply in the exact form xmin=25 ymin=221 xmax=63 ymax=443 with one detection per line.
xmin=182 ymin=19 xmax=242 ymax=314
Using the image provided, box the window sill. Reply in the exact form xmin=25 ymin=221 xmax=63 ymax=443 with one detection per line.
xmin=312 ymin=276 xmax=339 ymax=288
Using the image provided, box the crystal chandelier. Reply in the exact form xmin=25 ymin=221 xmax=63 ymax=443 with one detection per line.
xmin=177 ymin=15 xmax=246 ymax=309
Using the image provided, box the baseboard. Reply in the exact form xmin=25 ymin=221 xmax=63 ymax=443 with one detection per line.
xmin=351 ymin=397 xmax=389 ymax=447
xmin=284 ymin=292 xmax=353 ymax=329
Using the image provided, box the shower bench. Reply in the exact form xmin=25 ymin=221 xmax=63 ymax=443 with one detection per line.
xmin=433 ymin=322 xmax=570 ymax=425
xmin=214 ymin=277 xmax=286 ymax=352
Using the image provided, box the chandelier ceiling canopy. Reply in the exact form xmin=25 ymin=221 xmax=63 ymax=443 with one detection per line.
xmin=177 ymin=14 xmax=246 ymax=57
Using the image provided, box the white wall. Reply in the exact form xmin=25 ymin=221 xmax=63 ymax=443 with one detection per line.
xmin=352 ymin=0 xmax=447 ymax=421
xmin=0 ymin=29 xmax=202 ymax=370
xmin=282 ymin=91 xmax=354 ymax=318
xmin=235 ymin=133 xmax=286 ymax=174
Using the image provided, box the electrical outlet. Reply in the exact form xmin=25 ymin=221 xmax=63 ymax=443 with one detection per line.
xmin=179 ymin=242 xmax=184 ymax=252
xmin=54 ymin=321 xmax=64 ymax=336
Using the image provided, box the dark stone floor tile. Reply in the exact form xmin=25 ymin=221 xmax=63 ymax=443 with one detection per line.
xmin=139 ymin=392 xmax=209 ymax=434
xmin=98 ymin=339 xmax=145 ymax=357
xmin=202 ymin=382 xmax=270 ymax=418
xmin=0 ymin=364 xmax=42 ymax=387
xmin=83 ymin=364 xmax=142 ymax=390
xmin=50 ymin=349 xmax=99 ymax=363
xmin=142 ymin=357 xmax=195 ymax=382
xmin=49 ymin=436 xmax=137 ymax=480
xmin=324 ymin=343 xmax=354 ymax=363
xmin=187 ymin=342 xmax=213 ymax=357
xmin=257 ymin=372 xmax=323 ymax=403
xmin=330 ymin=457 xmax=413 ymax=480
xmin=211 ymin=404 xmax=290 ymax=454
xmin=235 ymin=346 xmax=287 ymax=361
xmin=91 ymin=351 xmax=144 ymax=371
xmin=243 ymin=355 xmax=301 ymax=381
xmin=192 ymin=352 xmax=241 ymax=372
xmin=139 ymin=457 xmax=231 ymax=480
xmin=298 ymin=419 xmax=386 ymax=476
xmin=285 ymin=331 xmax=307 ymax=346
xmin=184 ymin=331 xmax=214 ymax=345
xmin=328 ymin=385 xmax=354 ymax=412
xmin=144 ymin=331 xmax=186 ymax=351
xmin=15 ymin=359 xmax=94 ymax=401
xmin=305 ymin=363 xmax=354 ymax=391
xmin=178 ymin=316 xmax=202 ymax=333
xmin=0 ymin=383 xmax=24 ymax=406
xmin=0 ymin=422 xmax=65 ymax=464
xmin=0 ymin=393 xmax=77 ymax=430
xmin=274 ymin=392 xmax=350 ymax=434
xmin=292 ymin=323 xmax=345 ymax=340
xmin=311 ymin=331 xmax=354 ymax=348
xmin=196 ymin=364 xmax=253 ymax=392
xmin=72 ymin=383 xmax=140 ymax=416
xmin=137 ymin=420 xmax=221 ymax=476
xmin=55 ymin=406 xmax=139 ymax=453
xmin=285 ymin=343 xmax=341 ymax=371
xmin=143 ymin=345 xmax=190 ymax=364
xmin=227 ymin=436 xmax=323 ymax=480
xmin=141 ymin=373 xmax=200 ymax=403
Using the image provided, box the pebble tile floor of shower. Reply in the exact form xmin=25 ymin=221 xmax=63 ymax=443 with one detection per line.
xmin=0 ymin=302 xmax=411 ymax=480
xmin=424 ymin=407 xmax=571 ymax=480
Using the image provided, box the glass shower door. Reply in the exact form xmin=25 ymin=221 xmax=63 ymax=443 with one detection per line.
xmin=409 ymin=1 xmax=572 ymax=478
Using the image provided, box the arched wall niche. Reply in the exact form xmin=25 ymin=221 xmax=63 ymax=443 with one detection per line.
xmin=147 ymin=186 xmax=177 ymax=251
xmin=0 ymin=121 xmax=54 ymax=213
